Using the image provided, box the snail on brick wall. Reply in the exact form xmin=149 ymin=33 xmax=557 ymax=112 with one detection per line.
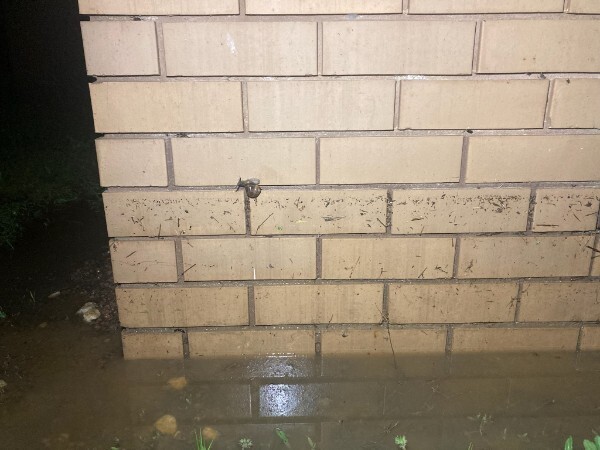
xmin=236 ymin=178 xmax=261 ymax=199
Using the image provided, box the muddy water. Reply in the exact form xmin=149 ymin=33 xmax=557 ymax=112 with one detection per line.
xmin=2 ymin=318 xmax=600 ymax=450
xmin=2 ymin=207 xmax=600 ymax=449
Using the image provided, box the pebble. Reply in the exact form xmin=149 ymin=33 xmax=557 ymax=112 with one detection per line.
xmin=202 ymin=426 xmax=219 ymax=441
xmin=0 ymin=379 xmax=7 ymax=389
xmin=48 ymin=291 xmax=61 ymax=299
xmin=154 ymin=415 xmax=177 ymax=436
xmin=39 ymin=322 xmax=48 ymax=328
xmin=76 ymin=302 xmax=101 ymax=323
xmin=167 ymin=376 xmax=188 ymax=391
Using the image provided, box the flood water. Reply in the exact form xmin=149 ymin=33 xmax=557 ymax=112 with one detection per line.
xmin=2 ymin=207 xmax=600 ymax=449
xmin=2 ymin=315 xmax=600 ymax=450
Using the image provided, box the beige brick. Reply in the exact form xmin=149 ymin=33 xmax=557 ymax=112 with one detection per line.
xmin=164 ymin=22 xmax=316 ymax=76
xmin=549 ymin=79 xmax=600 ymax=129
xmin=247 ymin=80 xmax=395 ymax=131
xmin=122 ymin=332 xmax=183 ymax=360
xmin=532 ymin=188 xmax=600 ymax=232
xmin=116 ymin=287 xmax=248 ymax=327
xmin=392 ymin=188 xmax=530 ymax=234
xmin=581 ymin=327 xmax=600 ymax=351
xmin=322 ymin=237 xmax=455 ymax=280
xmin=103 ymin=191 xmax=245 ymax=237
xmin=323 ymin=21 xmax=475 ymax=75
xmin=594 ymin=254 xmax=600 ymax=277
xmin=466 ymin=135 xmax=600 ymax=183
xmin=81 ymin=22 xmax=158 ymax=76
xmin=96 ymin=139 xmax=167 ymax=187
xmin=79 ymin=0 xmax=239 ymax=15
xmin=452 ymin=327 xmax=579 ymax=353
xmin=188 ymin=330 xmax=315 ymax=357
xmin=458 ymin=236 xmax=594 ymax=278
xmin=321 ymin=328 xmax=447 ymax=354
xmin=181 ymin=237 xmax=316 ymax=281
xmin=520 ymin=282 xmax=600 ymax=322
xmin=568 ymin=1 xmax=600 ymax=14
xmin=408 ymin=0 xmax=563 ymax=13
xmin=110 ymin=239 xmax=177 ymax=283
xmin=89 ymin=82 xmax=242 ymax=133
xmin=389 ymin=283 xmax=518 ymax=324
xmin=320 ymin=136 xmax=463 ymax=184
xmin=254 ymin=284 xmax=383 ymax=325
xmin=245 ymin=0 xmax=403 ymax=14
xmin=250 ymin=190 xmax=387 ymax=235
xmin=171 ymin=138 xmax=315 ymax=186
xmin=399 ymin=80 xmax=549 ymax=130
xmin=478 ymin=20 xmax=600 ymax=74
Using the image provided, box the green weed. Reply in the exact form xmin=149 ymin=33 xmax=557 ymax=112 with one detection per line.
xmin=565 ymin=435 xmax=600 ymax=450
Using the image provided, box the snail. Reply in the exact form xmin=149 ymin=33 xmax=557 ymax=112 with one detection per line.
xmin=236 ymin=177 xmax=262 ymax=199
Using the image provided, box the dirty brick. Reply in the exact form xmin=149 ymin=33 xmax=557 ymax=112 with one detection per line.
xmin=109 ymin=239 xmax=178 ymax=283
xmin=321 ymin=329 xmax=447 ymax=354
xmin=103 ymin=190 xmax=245 ymax=237
xmin=250 ymin=190 xmax=387 ymax=235
xmin=520 ymin=282 xmax=600 ymax=322
xmin=122 ymin=332 xmax=183 ymax=360
xmin=392 ymin=188 xmax=529 ymax=234
xmin=532 ymin=188 xmax=600 ymax=232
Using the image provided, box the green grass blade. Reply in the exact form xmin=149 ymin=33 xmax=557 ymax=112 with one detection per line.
xmin=565 ymin=436 xmax=573 ymax=450
xmin=583 ymin=440 xmax=596 ymax=450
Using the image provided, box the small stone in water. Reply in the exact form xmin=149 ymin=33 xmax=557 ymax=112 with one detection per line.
xmin=167 ymin=376 xmax=188 ymax=390
xmin=154 ymin=414 xmax=177 ymax=435
xmin=0 ymin=379 xmax=7 ymax=389
xmin=48 ymin=291 xmax=61 ymax=299
xmin=39 ymin=322 xmax=48 ymax=328
xmin=202 ymin=426 xmax=219 ymax=441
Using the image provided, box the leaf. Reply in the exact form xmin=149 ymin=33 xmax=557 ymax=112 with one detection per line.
xmin=565 ymin=436 xmax=573 ymax=450
xmin=583 ymin=440 xmax=597 ymax=450
xmin=307 ymin=436 xmax=316 ymax=449
xmin=595 ymin=436 xmax=600 ymax=449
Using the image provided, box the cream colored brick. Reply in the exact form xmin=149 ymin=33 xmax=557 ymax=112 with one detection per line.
xmin=254 ymin=284 xmax=383 ymax=325
xmin=593 ymin=253 xmax=600 ymax=277
xmin=533 ymin=188 xmax=600 ymax=232
xmin=568 ymin=1 xmax=600 ymax=14
xmin=96 ymin=139 xmax=167 ymax=187
xmin=246 ymin=0 xmax=403 ymax=14
xmin=322 ymin=237 xmax=455 ymax=280
xmin=116 ymin=287 xmax=248 ymax=327
xmin=181 ymin=237 xmax=316 ymax=281
xmin=409 ymin=0 xmax=563 ymax=13
xmin=520 ymin=282 xmax=600 ymax=322
xmin=320 ymin=137 xmax=463 ymax=184
xmin=122 ymin=332 xmax=183 ymax=360
xmin=392 ymin=188 xmax=530 ymax=234
xmin=399 ymin=80 xmax=549 ymax=130
xmin=453 ymin=328 xmax=579 ymax=352
xmin=467 ymin=135 xmax=600 ymax=183
xmin=103 ymin=191 xmax=245 ymax=237
xmin=171 ymin=138 xmax=315 ymax=186
xmin=478 ymin=20 xmax=600 ymax=74
xmin=549 ymin=79 xmax=600 ymax=129
xmin=321 ymin=328 xmax=447 ymax=354
xmin=581 ymin=327 xmax=600 ymax=351
xmin=323 ymin=21 xmax=475 ymax=75
xmin=389 ymin=283 xmax=518 ymax=324
xmin=247 ymin=80 xmax=395 ymax=131
xmin=250 ymin=190 xmax=387 ymax=235
xmin=458 ymin=236 xmax=594 ymax=279
xmin=89 ymin=82 xmax=242 ymax=133
xmin=81 ymin=22 xmax=158 ymax=76
xmin=79 ymin=0 xmax=239 ymax=15
xmin=164 ymin=22 xmax=316 ymax=76
xmin=110 ymin=239 xmax=177 ymax=283
xmin=188 ymin=330 xmax=315 ymax=357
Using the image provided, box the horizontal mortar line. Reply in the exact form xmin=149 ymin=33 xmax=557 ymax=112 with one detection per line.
xmin=116 ymin=276 xmax=600 ymax=290
xmin=110 ymin=230 xmax=599 ymax=240
xmin=97 ymin=128 xmax=600 ymax=139
xmin=122 ymin=322 xmax=588 ymax=335
xmin=86 ymin=12 xmax=600 ymax=22
xmin=102 ymin=181 xmax=600 ymax=192
xmin=90 ymin=73 xmax=600 ymax=82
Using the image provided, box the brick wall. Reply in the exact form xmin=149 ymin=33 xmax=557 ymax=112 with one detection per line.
xmin=79 ymin=0 xmax=600 ymax=359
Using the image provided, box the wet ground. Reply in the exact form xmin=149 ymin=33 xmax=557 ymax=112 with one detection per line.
xmin=2 ymin=206 xmax=600 ymax=449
